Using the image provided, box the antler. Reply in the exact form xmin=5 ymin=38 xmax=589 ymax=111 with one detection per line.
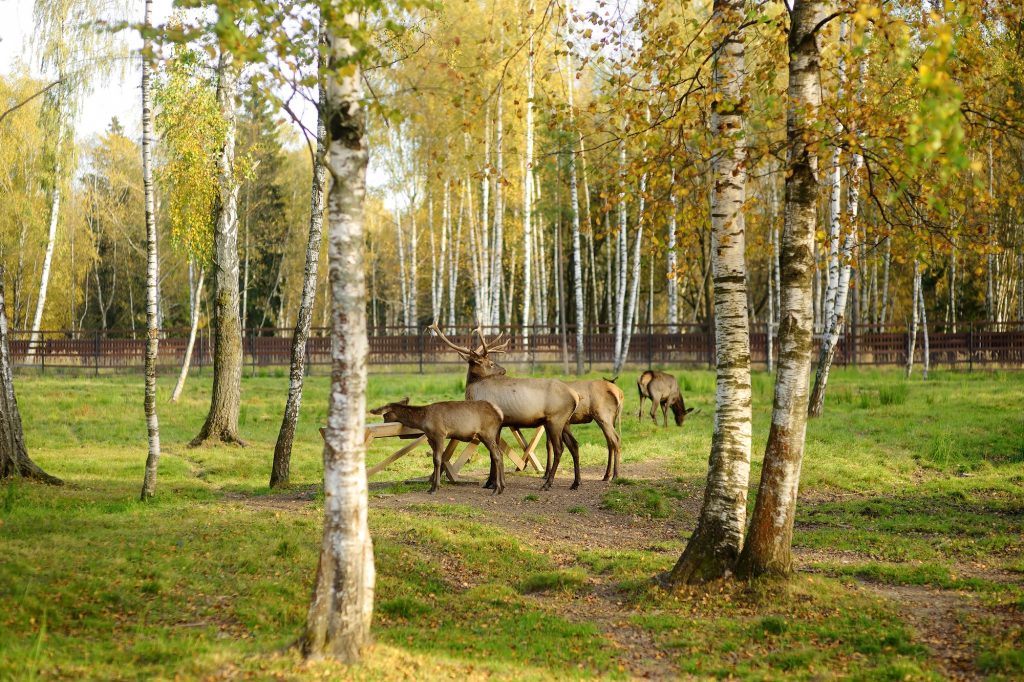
xmin=429 ymin=321 xmax=474 ymax=357
xmin=474 ymin=328 xmax=511 ymax=355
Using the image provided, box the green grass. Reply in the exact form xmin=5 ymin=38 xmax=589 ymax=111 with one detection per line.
xmin=0 ymin=367 xmax=1022 ymax=679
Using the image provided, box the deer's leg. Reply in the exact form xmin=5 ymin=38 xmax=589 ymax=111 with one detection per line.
xmin=483 ymin=437 xmax=505 ymax=495
xmin=545 ymin=436 xmax=553 ymax=477
xmin=636 ymin=390 xmax=645 ymax=419
xmin=563 ymin=426 xmax=582 ymax=490
xmin=662 ymin=400 xmax=669 ymax=427
xmin=598 ymin=418 xmax=619 ymax=481
xmin=540 ymin=422 xmax=564 ymax=491
xmin=649 ymin=398 xmax=658 ymax=424
xmin=428 ymin=436 xmax=444 ymax=494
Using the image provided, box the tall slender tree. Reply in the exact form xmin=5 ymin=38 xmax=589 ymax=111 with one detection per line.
xmin=191 ymin=49 xmax=245 ymax=447
xmin=139 ymin=0 xmax=161 ymax=500
xmin=270 ymin=46 xmax=329 ymax=488
xmin=302 ymin=9 xmax=374 ymax=662
xmin=667 ymin=0 xmax=750 ymax=585
xmin=738 ymin=0 xmax=830 ymax=578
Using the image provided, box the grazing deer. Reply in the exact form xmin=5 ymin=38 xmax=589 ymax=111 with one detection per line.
xmin=636 ymin=370 xmax=694 ymax=427
xmin=369 ymin=398 xmax=507 ymax=494
xmin=429 ymin=323 xmax=584 ymax=491
xmin=555 ymin=379 xmax=625 ymax=481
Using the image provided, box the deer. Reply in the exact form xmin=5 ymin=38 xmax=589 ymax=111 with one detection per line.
xmin=368 ymin=397 xmax=507 ymax=494
xmin=636 ymin=370 xmax=695 ymax=427
xmin=429 ymin=323 xmax=584 ymax=491
xmin=549 ymin=379 xmax=625 ymax=481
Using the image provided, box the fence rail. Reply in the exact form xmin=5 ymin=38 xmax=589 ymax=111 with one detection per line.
xmin=8 ymin=322 xmax=1024 ymax=373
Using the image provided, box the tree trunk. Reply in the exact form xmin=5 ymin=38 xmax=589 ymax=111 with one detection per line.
xmin=906 ymin=260 xmax=920 ymax=378
xmin=271 ymin=72 xmax=328 ymax=489
xmin=302 ymin=12 xmax=374 ymax=661
xmin=880 ymin=236 xmax=891 ymax=332
xmin=191 ymin=48 xmax=245 ymax=447
xmin=522 ymin=12 xmax=535 ymax=347
xmin=919 ymin=275 xmax=929 ymax=380
xmin=140 ymin=0 xmax=162 ymax=500
xmin=171 ymin=262 xmax=205 ymax=402
xmin=809 ymin=44 xmax=863 ymax=417
xmin=613 ymin=140 xmax=628 ymax=368
xmin=616 ymin=169 xmax=646 ymax=375
xmin=0 ymin=268 xmax=61 ymax=485
xmin=28 ymin=125 xmax=62 ymax=352
xmin=566 ymin=55 xmax=585 ymax=374
xmin=667 ymin=0 xmax=750 ymax=585
xmin=737 ymin=0 xmax=828 ymax=578
xmin=489 ymin=85 xmax=504 ymax=329
xmin=668 ymin=169 xmax=679 ymax=335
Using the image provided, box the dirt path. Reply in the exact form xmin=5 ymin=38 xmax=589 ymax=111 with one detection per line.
xmin=228 ymin=459 xmax=1020 ymax=680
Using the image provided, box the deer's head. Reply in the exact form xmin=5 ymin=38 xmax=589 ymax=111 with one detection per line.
xmin=369 ymin=397 xmax=410 ymax=422
xmin=429 ymin=323 xmax=509 ymax=383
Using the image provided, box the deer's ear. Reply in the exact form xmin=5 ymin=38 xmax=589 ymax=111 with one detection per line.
xmin=398 ymin=397 xmax=410 ymax=405
xmin=368 ymin=404 xmax=387 ymax=415
xmin=685 ymin=407 xmax=695 ymax=414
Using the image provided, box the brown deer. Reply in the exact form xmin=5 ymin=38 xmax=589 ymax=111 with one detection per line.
xmin=636 ymin=370 xmax=694 ymax=427
xmin=368 ymin=398 xmax=507 ymax=494
xmin=551 ymin=379 xmax=625 ymax=481
xmin=429 ymin=323 xmax=584 ymax=491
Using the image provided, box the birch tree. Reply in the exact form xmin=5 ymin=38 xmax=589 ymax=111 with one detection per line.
xmin=271 ymin=61 xmax=328 ymax=488
xmin=738 ymin=0 xmax=830 ymax=578
xmin=191 ymin=49 xmax=245 ymax=447
xmin=139 ymin=0 xmax=161 ymax=500
xmin=0 ymin=267 xmax=61 ymax=485
xmin=302 ymin=9 xmax=374 ymax=662
xmin=667 ymin=0 xmax=750 ymax=585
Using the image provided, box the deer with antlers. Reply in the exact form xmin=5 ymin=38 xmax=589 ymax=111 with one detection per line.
xmin=429 ymin=323 xmax=584 ymax=491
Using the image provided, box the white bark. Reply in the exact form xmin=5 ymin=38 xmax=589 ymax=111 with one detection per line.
xmin=907 ymin=260 xmax=921 ymax=377
xmin=171 ymin=262 xmax=205 ymax=402
xmin=489 ymin=85 xmax=505 ymax=328
xmin=918 ymin=276 xmax=929 ymax=380
xmin=28 ymin=138 xmax=61 ymax=350
xmin=565 ymin=53 xmax=585 ymax=373
xmin=613 ymin=140 xmax=628 ymax=367
xmin=303 ymin=11 xmax=374 ymax=662
xmin=740 ymin=0 xmax=828 ymax=578
xmin=669 ymin=0 xmax=751 ymax=583
xmin=668 ymin=169 xmax=679 ymax=335
xmin=140 ymin=0 xmax=161 ymax=500
xmin=522 ymin=10 xmax=536 ymax=344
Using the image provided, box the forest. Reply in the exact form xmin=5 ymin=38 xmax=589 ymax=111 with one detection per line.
xmin=1 ymin=0 xmax=1022 ymax=679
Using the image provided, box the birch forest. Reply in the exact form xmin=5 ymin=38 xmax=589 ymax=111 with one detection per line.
xmin=2 ymin=1 xmax=1022 ymax=364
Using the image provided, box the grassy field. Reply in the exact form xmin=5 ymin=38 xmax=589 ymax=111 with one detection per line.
xmin=1 ymin=366 xmax=1022 ymax=680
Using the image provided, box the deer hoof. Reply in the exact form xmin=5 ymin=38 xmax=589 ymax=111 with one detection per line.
xmin=570 ymin=482 xmax=581 ymax=491
xmin=428 ymin=487 xmax=438 ymax=494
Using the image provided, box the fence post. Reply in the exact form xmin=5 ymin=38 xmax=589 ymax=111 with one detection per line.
xmin=968 ymin=321 xmax=974 ymax=373
xmin=94 ymin=331 xmax=100 ymax=376
xmin=418 ymin=328 xmax=425 ymax=375
xmin=647 ymin=323 xmax=653 ymax=369
xmin=39 ymin=331 xmax=45 ymax=375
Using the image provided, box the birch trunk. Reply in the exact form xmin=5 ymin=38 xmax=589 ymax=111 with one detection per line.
xmin=906 ymin=260 xmax=920 ymax=378
xmin=809 ymin=45 xmax=863 ymax=417
xmin=668 ymin=0 xmax=750 ymax=584
xmin=919 ymin=276 xmax=929 ymax=380
xmin=302 ymin=12 xmax=374 ymax=662
xmin=522 ymin=13 xmax=535 ymax=346
xmin=271 ymin=73 xmax=328 ymax=489
xmin=0 ymin=267 xmax=61 ymax=485
xmin=617 ymin=168 xmax=647 ymax=375
xmin=667 ymin=169 xmax=679 ymax=335
xmin=409 ymin=210 xmax=418 ymax=328
xmin=489 ymin=86 xmax=505 ymax=329
xmin=191 ymin=49 xmax=244 ymax=447
xmin=28 ymin=135 xmax=61 ymax=351
xmin=140 ymin=0 xmax=162 ymax=499
xmin=880 ymin=236 xmax=891 ymax=332
xmin=738 ymin=0 xmax=828 ymax=578
xmin=171 ymin=262 xmax=205 ymax=402
xmin=396 ymin=211 xmax=409 ymax=328
xmin=566 ymin=54 xmax=585 ymax=374
xmin=613 ymin=140 xmax=628 ymax=367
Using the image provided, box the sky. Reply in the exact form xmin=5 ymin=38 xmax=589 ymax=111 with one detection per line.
xmin=0 ymin=0 xmax=180 ymax=143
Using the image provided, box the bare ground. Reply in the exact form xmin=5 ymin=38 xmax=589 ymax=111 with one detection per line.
xmin=233 ymin=457 xmax=1021 ymax=681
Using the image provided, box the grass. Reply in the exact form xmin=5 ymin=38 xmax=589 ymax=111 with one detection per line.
xmin=0 ymin=367 xmax=1022 ymax=679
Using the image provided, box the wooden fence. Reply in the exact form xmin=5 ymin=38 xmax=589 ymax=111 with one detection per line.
xmin=8 ymin=322 xmax=1024 ymax=374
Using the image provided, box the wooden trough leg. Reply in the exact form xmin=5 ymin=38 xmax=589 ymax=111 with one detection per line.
xmin=367 ymin=435 xmax=427 ymax=478
xmin=448 ymin=440 xmax=479 ymax=477
xmin=522 ymin=428 xmax=545 ymax=473
xmin=441 ymin=439 xmax=461 ymax=483
xmin=499 ymin=437 xmax=527 ymax=472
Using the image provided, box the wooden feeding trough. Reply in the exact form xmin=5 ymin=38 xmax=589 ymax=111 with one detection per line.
xmin=319 ymin=422 xmax=545 ymax=482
